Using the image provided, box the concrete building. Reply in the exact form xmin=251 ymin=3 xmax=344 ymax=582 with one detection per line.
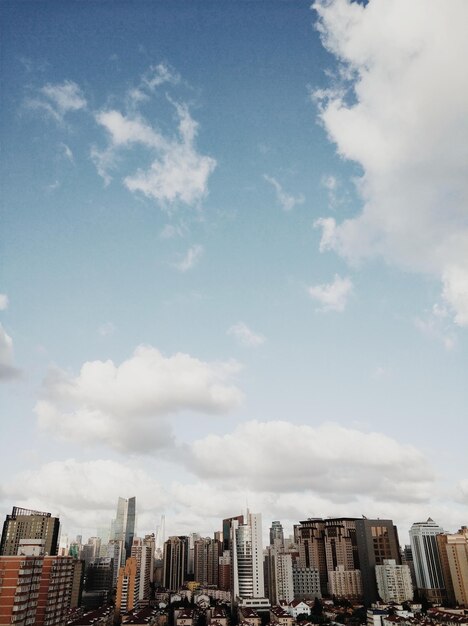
xmin=409 ymin=518 xmax=446 ymax=603
xmin=0 ymin=507 xmax=60 ymax=557
xmin=328 ymin=565 xmax=363 ymax=600
xmin=163 ymin=536 xmax=188 ymax=590
xmin=292 ymin=563 xmax=321 ymax=600
xmin=375 ymin=559 xmax=413 ymax=603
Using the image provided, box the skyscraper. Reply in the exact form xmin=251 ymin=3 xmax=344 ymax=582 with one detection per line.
xmin=0 ymin=507 xmax=60 ymax=557
xmin=111 ymin=496 xmax=136 ymax=562
xmin=355 ymin=518 xmax=402 ymax=606
xmin=270 ymin=521 xmax=284 ymax=548
xmin=409 ymin=518 xmax=446 ymax=603
xmin=231 ymin=512 xmax=265 ymax=603
xmin=163 ymin=536 xmax=189 ymax=591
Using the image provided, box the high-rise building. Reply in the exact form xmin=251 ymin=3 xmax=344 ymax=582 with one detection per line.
xmin=437 ymin=531 xmax=468 ymax=606
xmin=409 ymin=518 xmax=446 ymax=603
xmin=231 ymin=512 xmax=266 ymax=604
xmin=132 ymin=537 xmax=152 ymax=604
xmin=163 ymin=536 xmax=189 ymax=591
xmin=0 ymin=507 xmax=60 ymax=557
xmin=375 ymin=559 xmax=413 ymax=603
xmin=270 ymin=522 xmax=285 ymax=549
xmin=264 ymin=545 xmax=294 ymax=604
xmin=0 ymin=554 xmax=81 ymax=626
xmin=292 ymin=564 xmax=321 ymax=600
xmin=355 ymin=518 xmax=401 ymax=606
xmin=116 ymin=557 xmax=139 ymax=614
xmin=111 ymin=497 xmax=136 ymax=562
xmin=328 ymin=565 xmax=363 ymax=600
xmin=194 ymin=536 xmax=221 ymax=586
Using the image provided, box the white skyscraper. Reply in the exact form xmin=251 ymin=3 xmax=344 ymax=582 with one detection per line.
xmin=409 ymin=518 xmax=446 ymax=603
xmin=231 ymin=512 xmax=267 ymax=606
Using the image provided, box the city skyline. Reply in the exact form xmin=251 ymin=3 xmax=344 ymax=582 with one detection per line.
xmin=1 ymin=0 xmax=468 ymax=543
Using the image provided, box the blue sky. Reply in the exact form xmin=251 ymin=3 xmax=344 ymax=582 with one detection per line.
xmin=1 ymin=0 xmax=468 ymax=542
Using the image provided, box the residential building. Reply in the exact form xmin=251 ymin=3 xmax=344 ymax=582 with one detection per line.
xmin=131 ymin=537 xmax=152 ymax=604
xmin=292 ymin=563 xmax=321 ymax=600
xmin=116 ymin=557 xmax=139 ymax=614
xmin=328 ymin=565 xmax=363 ymax=600
xmin=375 ymin=559 xmax=413 ymax=603
xmin=437 ymin=531 xmax=468 ymax=606
xmin=163 ymin=536 xmax=188 ymax=590
xmin=264 ymin=545 xmax=294 ymax=604
xmin=0 ymin=507 xmax=60 ymax=557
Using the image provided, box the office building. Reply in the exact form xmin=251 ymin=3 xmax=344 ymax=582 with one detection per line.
xmin=111 ymin=497 xmax=136 ymax=562
xmin=410 ymin=518 xmax=446 ymax=603
xmin=0 ymin=507 xmax=60 ymax=557
xmin=355 ymin=518 xmax=401 ymax=605
xmin=231 ymin=512 xmax=265 ymax=602
xmin=270 ymin=522 xmax=285 ymax=549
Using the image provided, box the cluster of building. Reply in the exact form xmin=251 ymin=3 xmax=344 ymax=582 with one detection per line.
xmin=1 ymin=502 xmax=468 ymax=626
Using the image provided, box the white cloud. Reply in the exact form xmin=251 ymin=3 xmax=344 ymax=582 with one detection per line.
xmin=414 ymin=303 xmax=456 ymax=350
xmin=94 ymin=100 xmax=216 ymax=207
xmin=308 ymin=273 xmax=353 ymax=312
xmin=35 ymin=345 xmax=243 ymax=452
xmin=98 ymin=321 xmax=116 ymax=337
xmin=27 ymin=80 xmax=87 ymax=123
xmin=312 ymin=0 xmax=468 ymax=325
xmin=142 ymin=62 xmax=180 ymax=91
xmin=174 ymin=244 xmax=204 ymax=272
xmin=0 ymin=294 xmax=9 ymax=310
xmin=60 ymin=143 xmax=74 ymax=163
xmin=264 ymin=175 xmax=305 ymax=212
xmin=227 ymin=322 xmax=266 ymax=347
xmin=188 ymin=420 xmax=434 ymax=502
xmin=0 ymin=323 xmax=20 ymax=380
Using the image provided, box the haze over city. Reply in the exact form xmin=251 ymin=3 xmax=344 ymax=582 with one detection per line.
xmin=1 ymin=0 xmax=468 ymax=547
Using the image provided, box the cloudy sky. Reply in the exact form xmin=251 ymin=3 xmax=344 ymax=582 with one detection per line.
xmin=1 ymin=0 xmax=468 ymax=545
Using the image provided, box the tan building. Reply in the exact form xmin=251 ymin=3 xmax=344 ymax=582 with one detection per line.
xmin=438 ymin=532 xmax=468 ymax=606
xmin=269 ymin=605 xmax=294 ymax=626
xmin=327 ymin=565 xmax=363 ymax=600
xmin=116 ymin=557 xmax=139 ymax=614
xmin=0 ymin=507 xmax=60 ymax=557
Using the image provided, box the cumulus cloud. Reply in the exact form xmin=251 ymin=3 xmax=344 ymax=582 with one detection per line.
xmin=264 ymin=175 xmax=305 ymax=212
xmin=94 ymin=100 xmax=216 ymax=207
xmin=0 ymin=294 xmax=9 ymax=310
xmin=308 ymin=273 xmax=353 ymax=312
xmin=313 ymin=0 xmax=468 ymax=325
xmin=0 ymin=323 xmax=20 ymax=380
xmin=1 ymin=458 xmax=168 ymax=532
xmin=188 ymin=420 xmax=434 ymax=502
xmin=35 ymin=345 xmax=243 ymax=452
xmin=227 ymin=322 xmax=266 ymax=347
xmin=27 ymin=80 xmax=87 ymax=123
xmin=174 ymin=244 xmax=204 ymax=272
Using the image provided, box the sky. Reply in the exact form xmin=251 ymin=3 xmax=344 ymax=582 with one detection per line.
xmin=1 ymin=0 xmax=468 ymax=546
